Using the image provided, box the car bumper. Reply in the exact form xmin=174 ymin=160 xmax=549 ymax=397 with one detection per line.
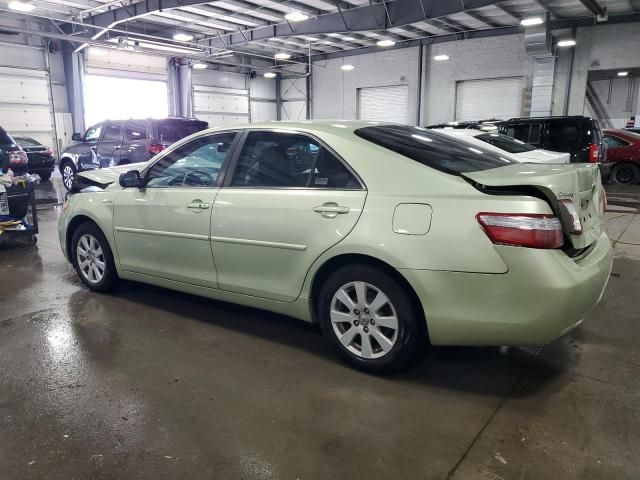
xmin=28 ymin=159 xmax=55 ymax=174
xmin=400 ymin=231 xmax=613 ymax=346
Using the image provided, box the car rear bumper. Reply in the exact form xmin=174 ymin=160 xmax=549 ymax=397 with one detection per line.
xmin=400 ymin=231 xmax=613 ymax=346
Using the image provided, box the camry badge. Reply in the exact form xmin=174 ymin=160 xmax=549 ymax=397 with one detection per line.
xmin=558 ymin=192 xmax=574 ymax=198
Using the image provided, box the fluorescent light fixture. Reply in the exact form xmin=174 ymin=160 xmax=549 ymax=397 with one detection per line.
xmin=274 ymin=52 xmax=291 ymax=60
xmin=377 ymin=39 xmax=396 ymax=47
xmin=107 ymin=37 xmax=202 ymax=54
xmin=618 ymin=71 xmax=629 ymax=77
xmin=284 ymin=11 xmax=309 ymax=22
xmin=557 ymin=39 xmax=576 ymax=47
xmin=520 ymin=17 xmax=544 ymax=26
xmin=263 ymin=72 xmax=277 ymax=78
xmin=8 ymin=1 xmax=35 ymax=12
xmin=433 ymin=54 xmax=450 ymax=61
xmin=193 ymin=62 xmax=207 ymax=69
xmin=340 ymin=64 xmax=355 ymax=71
xmin=89 ymin=47 xmax=108 ymax=56
xmin=172 ymin=33 xmax=194 ymax=42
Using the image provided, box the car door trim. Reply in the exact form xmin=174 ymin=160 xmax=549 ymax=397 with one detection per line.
xmin=210 ymin=235 xmax=308 ymax=251
xmin=115 ymin=226 xmax=210 ymax=241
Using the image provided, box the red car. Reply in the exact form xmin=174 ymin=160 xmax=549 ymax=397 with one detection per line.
xmin=603 ymin=129 xmax=640 ymax=184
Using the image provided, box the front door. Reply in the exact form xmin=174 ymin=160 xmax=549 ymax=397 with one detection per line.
xmin=113 ymin=131 xmax=238 ymax=288
xmin=212 ymin=130 xmax=367 ymax=302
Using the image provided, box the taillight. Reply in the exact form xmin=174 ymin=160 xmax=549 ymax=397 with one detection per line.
xmin=148 ymin=143 xmax=166 ymax=155
xmin=9 ymin=150 xmax=28 ymax=164
xmin=557 ymin=199 xmax=582 ymax=234
xmin=589 ymin=143 xmax=599 ymax=163
xmin=477 ymin=213 xmax=564 ymax=249
xmin=43 ymin=147 xmax=53 ymax=157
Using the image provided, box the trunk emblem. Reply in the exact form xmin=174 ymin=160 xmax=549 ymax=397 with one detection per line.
xmin=558 ymin=192 xmax=574 ymax=198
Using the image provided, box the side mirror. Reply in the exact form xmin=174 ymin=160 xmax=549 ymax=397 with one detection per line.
xmin=72 ymin=133 xmax=83 ymax=142
xmin=119 ymin=170 xmax=141 ymax=188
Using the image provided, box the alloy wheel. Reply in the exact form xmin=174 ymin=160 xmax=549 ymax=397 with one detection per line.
xmin=76 ymin=234 xmax=106 ymax=284
xmin=615 ymin=166 xmax=633 ymax=184
xmin=63 ymin=165 xmax=75 ymax=189
xmin=330 ymin=281 xmax=399 ymax=359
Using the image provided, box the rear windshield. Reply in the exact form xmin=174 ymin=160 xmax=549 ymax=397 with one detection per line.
xmin=476 ymin=132 xmax=536 ymax=153
xmin=14 ymin=137 xmax=41 ymax=147
xmin=354 ymin=125 xmax=515 ymax=175
xmin=0 ymin=128 xmax=15 ymax=145
xmin=157 ymin=120 xmax=208 ymax=143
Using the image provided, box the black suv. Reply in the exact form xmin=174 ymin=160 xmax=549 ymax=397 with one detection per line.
xmin=498 ymin=116 xmax=607 ymax=165
xmin=59 ymin=117 xmax=208 ymax=190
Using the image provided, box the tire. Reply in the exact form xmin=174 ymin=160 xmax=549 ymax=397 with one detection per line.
xmin=61 ymin=160 xmax=76 ymax=191
xmin=71 ymin=222 xmax=119 ymax=292
xmin=38 ymin=171 xmax=52 ymax=182
xmin=318 ymin=264 xmax=423 ymax=374
xmin=611 ymin=163 xmax=640 ymax=185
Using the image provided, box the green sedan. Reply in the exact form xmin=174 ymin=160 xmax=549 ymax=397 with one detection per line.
xmin=59 ymin=121 xmax=613 ymax=373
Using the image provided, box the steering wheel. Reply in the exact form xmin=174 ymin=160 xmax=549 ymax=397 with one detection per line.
xmin=181 ymin=170 xmax=214 ymax=186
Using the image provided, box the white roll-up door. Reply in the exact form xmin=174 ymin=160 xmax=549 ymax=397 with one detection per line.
xmin=192 ymin=85 xmax=250 ymax=127
xmin=0 ymin=66 xmax=54 ymax=148
xmin=455 ymin=77 xmax=524 ymax=121
xmin=357 ymin=85 xmax=409 ymax=124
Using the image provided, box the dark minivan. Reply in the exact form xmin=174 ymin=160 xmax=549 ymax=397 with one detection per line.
xmin=498 ymin=116 xmax=606 ymax=163
xmin=59 ymin=117 xmax=208 ymax=190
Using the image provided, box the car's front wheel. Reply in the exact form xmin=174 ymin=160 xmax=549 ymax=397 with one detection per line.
xmin=61 ymin=161 xmax=76 ymax=190
xmin=71 ymin=223 xmax=119 ymax=292
xmin=318 ymin=265 xmax=423 ymax=373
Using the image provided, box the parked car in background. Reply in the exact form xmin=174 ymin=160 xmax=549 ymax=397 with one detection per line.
xmin=59 ymin=117 xmax=208 ymax=190
xmin=0 ymin=127 xmax=28 ymax=175
xmin=13 ymin=136 xmax=55 ymax=181
xmin=59 ymin=121 xmax=612 ymax=373
xmin=603 ymin=129 xmax=640 ymax=185
xmin=498 ymin=116 xmax=606 ymax=163
xmin=430 ymin=128 xmax=570 ymax=163
xmin=426 ymin=120 xmax=502 ymax=131
xmin=625 ymin=127 xmax=640 ymax=135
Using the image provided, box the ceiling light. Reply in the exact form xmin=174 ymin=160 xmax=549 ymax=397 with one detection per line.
xmin=557 ymin=39 xmax=576 ymax=47
xmin=263 ymin=72 xmax=277 ymax=78
xmin=173 ymin=33 xmax=194 ymax=42
xmin=377 ymin=39 xmax=396 ymax=47
xmin=284 ymin=11 xmax=309 ymax=22
xmin=520 ymin=17 xmax=544 ymax=26
xmin=340 ymin=64 xmax=355 ymax=71
xmin=433 ymin=54 xmax=450 ymax=61
xmin=618 ymin=71 xmax=629 ymax=77
xmin=274 ymin=52 xmax=291 ymax=60
xmin=8 ymin=1 xmax=35 ymax=12
xmin=193 ymin=62 xmax=207 ymax=70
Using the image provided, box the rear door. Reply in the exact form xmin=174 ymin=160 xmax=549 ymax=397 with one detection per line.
xmin=211 ymin=129 xmax=367 ymax=302
xmin=98 ymin=121 xmax=123 ymax=167
xmin=121 ymin=120 xmax=149 ymax=165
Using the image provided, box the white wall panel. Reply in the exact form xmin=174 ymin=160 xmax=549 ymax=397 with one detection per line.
xmin=455 ymin=77 xmax=524 ymax=121
xmin=250 ymin=101 xmax=277 ymax=122
xmin=193 ymin=85 xmax=249 ymax=127
xmin=282 ymin=101 xmax=307 ymax=121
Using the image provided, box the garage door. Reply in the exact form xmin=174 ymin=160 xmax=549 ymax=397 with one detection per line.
xmin=455 ymin=77 xmax=524 ymax=121
xmin=193 ymin=86 xmax=249 ymax=127
xmin=358 ymin=85 xmax=409 ymax=123
xmin=0 ymin=67 xmax=54 ymax=148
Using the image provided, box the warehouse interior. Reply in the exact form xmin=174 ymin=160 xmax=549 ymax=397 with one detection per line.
xmin=1 ymin=0 xmax=639 ymax=478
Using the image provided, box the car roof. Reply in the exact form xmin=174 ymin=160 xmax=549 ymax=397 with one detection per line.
xmin=504 ymin=116 xmax=595 ymax=122
xmin=199 ymin=120 xmax=396 ymax=137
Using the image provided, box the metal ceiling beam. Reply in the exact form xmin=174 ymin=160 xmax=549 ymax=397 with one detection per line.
xmin=579 ymin=0 xmax=606 ymax=17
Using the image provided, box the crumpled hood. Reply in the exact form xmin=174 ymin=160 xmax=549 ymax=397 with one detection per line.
xmin=77 ymin=161 xmax=149 ymax=186
xmin=512 ymin=149 xmax=571 ymax=164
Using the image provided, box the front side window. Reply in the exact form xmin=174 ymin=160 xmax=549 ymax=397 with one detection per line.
xmin=355 ymin=126 xmax=515 ymax=175
xmin=146 ymin=132 xmax=237 ymax=188
xmin=103 ymin=122 xmax=122 ymax=142
xmin=84 ymin=124 xmax=102 ymax=142
xmin=124 ymin=120 xmax=147 ymax=142
xmin=476 ymin=132 xmax=536 ymax=153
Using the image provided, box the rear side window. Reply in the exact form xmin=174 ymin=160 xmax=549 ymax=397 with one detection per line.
xmin=504 ymin=123 xmax=541 ymax=145
xmin=157 ymin=120 xmax=208 ymax=143
xmin=124 ymin=120 xmax=147 ymax=142
xmin=546 ymin=120 xmax=580 ymax=151
xmin=604 ymin=135 xmax=629 ymax=148
xmin=355 ymin=126 xmax=515 ymax=175
xmin=476 ymin=133 xmax=536 ymax=153
xmin=103 ymin=122 xmax=122 ymax=142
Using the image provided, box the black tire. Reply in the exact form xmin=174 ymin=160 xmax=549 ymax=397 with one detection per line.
xmin=60 ymin=160 xmax=76 ymax=191
xmin=71 ymin=222 xmax=119 ymax=292
xmin=38 ymin=171 xmax=52 ymax=182
xmin=318 ymin=264 xmax=423 ymax=374
xmin=611 ymin=163 xmax=640 ymax=185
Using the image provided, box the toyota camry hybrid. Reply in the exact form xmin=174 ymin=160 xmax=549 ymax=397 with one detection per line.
xmin=58 ymin=121 xmax=613 ymax=373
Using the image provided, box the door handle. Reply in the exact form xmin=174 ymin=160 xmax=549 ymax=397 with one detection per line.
xmin=186 ymin=201 xmax=210 ymax=210
xmin=313 ymin=203 xmax=350 ymax=217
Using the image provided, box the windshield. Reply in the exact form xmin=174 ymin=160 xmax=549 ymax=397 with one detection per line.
xmin=475 ymin=132 xmax=536 ymax=153
xmin=157 ymin=120 xmax=208 ymax=143
xmin=14 ymin=137 xmax=41 ymax=148
xmin=354 ymin=125 xmax=515 ymax=175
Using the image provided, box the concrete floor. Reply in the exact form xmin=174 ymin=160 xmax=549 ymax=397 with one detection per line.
xmin=1 ymin=175 xmax=639 ymax=480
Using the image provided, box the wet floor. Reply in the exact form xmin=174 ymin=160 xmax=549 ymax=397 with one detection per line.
xmin=1 ymin=190 xmax=639 ymax=479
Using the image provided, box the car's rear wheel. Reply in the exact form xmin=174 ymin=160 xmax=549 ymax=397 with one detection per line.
xmin=318 ymin=264 xmax=422 ymax=373
xmin=61 ymin=161 xmax=76 ymax=190
xmin=611 ymin=163 xmax=640 ymax=185
xmin=71 ymin=223 xmax=119 ymax=292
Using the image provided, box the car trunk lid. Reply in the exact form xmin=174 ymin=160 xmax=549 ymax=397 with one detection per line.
xmin=463 ymin=163 xmax=604 ymax=249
